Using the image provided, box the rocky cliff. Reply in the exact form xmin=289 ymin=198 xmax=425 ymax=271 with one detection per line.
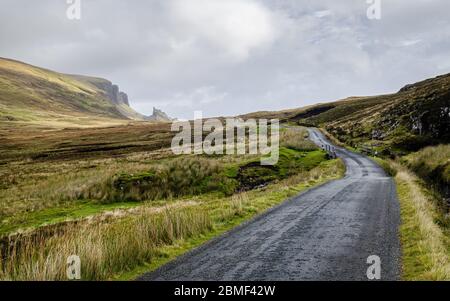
xmin=67 ymin=75 xmax=145 ymax=120
xmin=145 ymin=107 xmax=174 ymax=122
xmin=0 ymin=57 xmax=146 ymax=123
xmin=87 ymin=79 xmax=130 ymax=106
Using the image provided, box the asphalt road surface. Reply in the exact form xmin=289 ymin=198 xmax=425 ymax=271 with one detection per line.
xmin=139 ymin=128 xmax=400 ymax=281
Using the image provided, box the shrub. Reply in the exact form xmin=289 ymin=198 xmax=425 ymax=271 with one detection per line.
xmin=280 ymin=128 xmax=317 ymax=151
xmin=95 ymin=157 xmax=236 ymax=203
xmin=405 ymin=144 xmax=450 ymax=198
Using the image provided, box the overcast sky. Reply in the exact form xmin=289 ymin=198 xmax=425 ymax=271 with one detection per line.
xmin=1 ymin=0 xmax=449 ymax=119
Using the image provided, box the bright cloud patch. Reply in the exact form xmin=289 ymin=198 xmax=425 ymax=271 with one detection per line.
xmin=170 ymin=0 xmax=276 ymax=60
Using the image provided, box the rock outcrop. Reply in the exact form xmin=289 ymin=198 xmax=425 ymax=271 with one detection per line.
xmin=88 ymin=80 xmax=130 ymax=106
xmin=145 ymin=107 xmax=174 ymax=122
xmin=118 ymin=91 xmax=129 ymax=106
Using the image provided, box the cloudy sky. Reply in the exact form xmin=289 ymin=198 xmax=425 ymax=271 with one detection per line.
xmin=1 ymin=0 xmax=449 ymax=119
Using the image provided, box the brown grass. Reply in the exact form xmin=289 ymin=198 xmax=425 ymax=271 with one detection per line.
xmin=93 ymin=157 xmax=227 ymax=203
xmin=405 ymin=144 xmax=450 ymax=185
xmin=0 ymin=207 xmax=212 ymax=280
xmin=391 ymin=161 xmax=450 ymax=280
xmin=280 ymin=127 xmax=317 ymax=151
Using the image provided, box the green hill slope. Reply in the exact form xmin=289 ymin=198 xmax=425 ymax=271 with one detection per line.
xmin=0 ymin=58 xmax=145 ymax=125
xmin=318 ymin=75 xmax=450 ymax=154
xmin=249 ymin=73 xmax=450 ymax=155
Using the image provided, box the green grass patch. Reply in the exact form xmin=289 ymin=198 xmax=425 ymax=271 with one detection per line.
xmin=0 ymin=200 xmax=142 ymax=236
xmin=396 ymin=178 xmax=434 ymax=279
xmin=373 ymin=157 xmax=398 ymax=177
xmin=389 ymin=161 xmax=450 ymax=280
xmin=233 ymin=148 xmax=327 ymax=190
xmin=101 ymin=148 xmax=327 ymax=203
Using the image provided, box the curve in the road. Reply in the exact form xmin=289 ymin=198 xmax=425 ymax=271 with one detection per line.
xmin=138 ymin=128 xmax=400 ymax=281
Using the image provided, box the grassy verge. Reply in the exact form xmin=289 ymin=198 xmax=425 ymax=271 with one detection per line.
xmin=372 ymin=157 xmax=398 ymax=177
xmin=403 ymin=144 xmax=449 ymax=200
xmin=376 ymin=158 xmax=450 ymax=280
xmin=0 ymin=159 xmax=345 ymax=280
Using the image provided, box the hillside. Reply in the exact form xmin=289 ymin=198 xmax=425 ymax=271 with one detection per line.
xmin=248 ymin=73 xmax=450 ymax=156
xmin=0 ymin=58 xmax=145 ymax=125
xmin=320 ymin=75 xmax=449 ymax=155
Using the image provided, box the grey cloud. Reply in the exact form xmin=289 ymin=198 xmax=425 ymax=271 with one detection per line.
xmin=1 ymin=0 xmax=449 ymax=119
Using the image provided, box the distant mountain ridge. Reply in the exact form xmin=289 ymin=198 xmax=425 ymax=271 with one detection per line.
xmin=0 ymin=57 xmax=146 ymax=123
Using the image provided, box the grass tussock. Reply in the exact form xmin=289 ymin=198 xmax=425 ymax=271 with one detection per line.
xmin=404 ymin=144 xmax=450 ymax=197
xmin=280 ymin=127 xmax=317 ymax=151
xmin=0 ymin=207 xmax=212 ymax=280
xmin=0 ymin=159 xmax=154 ymax=218
xmin=217 ymin=193 xmax=250 ymax=222
xmin=406 ymin=145 xmax=450 ymax=168
xmin=390 ymin=160 xmax=450 ymax=280
xmin=89 ymin=157 xmax=233 ymax=203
